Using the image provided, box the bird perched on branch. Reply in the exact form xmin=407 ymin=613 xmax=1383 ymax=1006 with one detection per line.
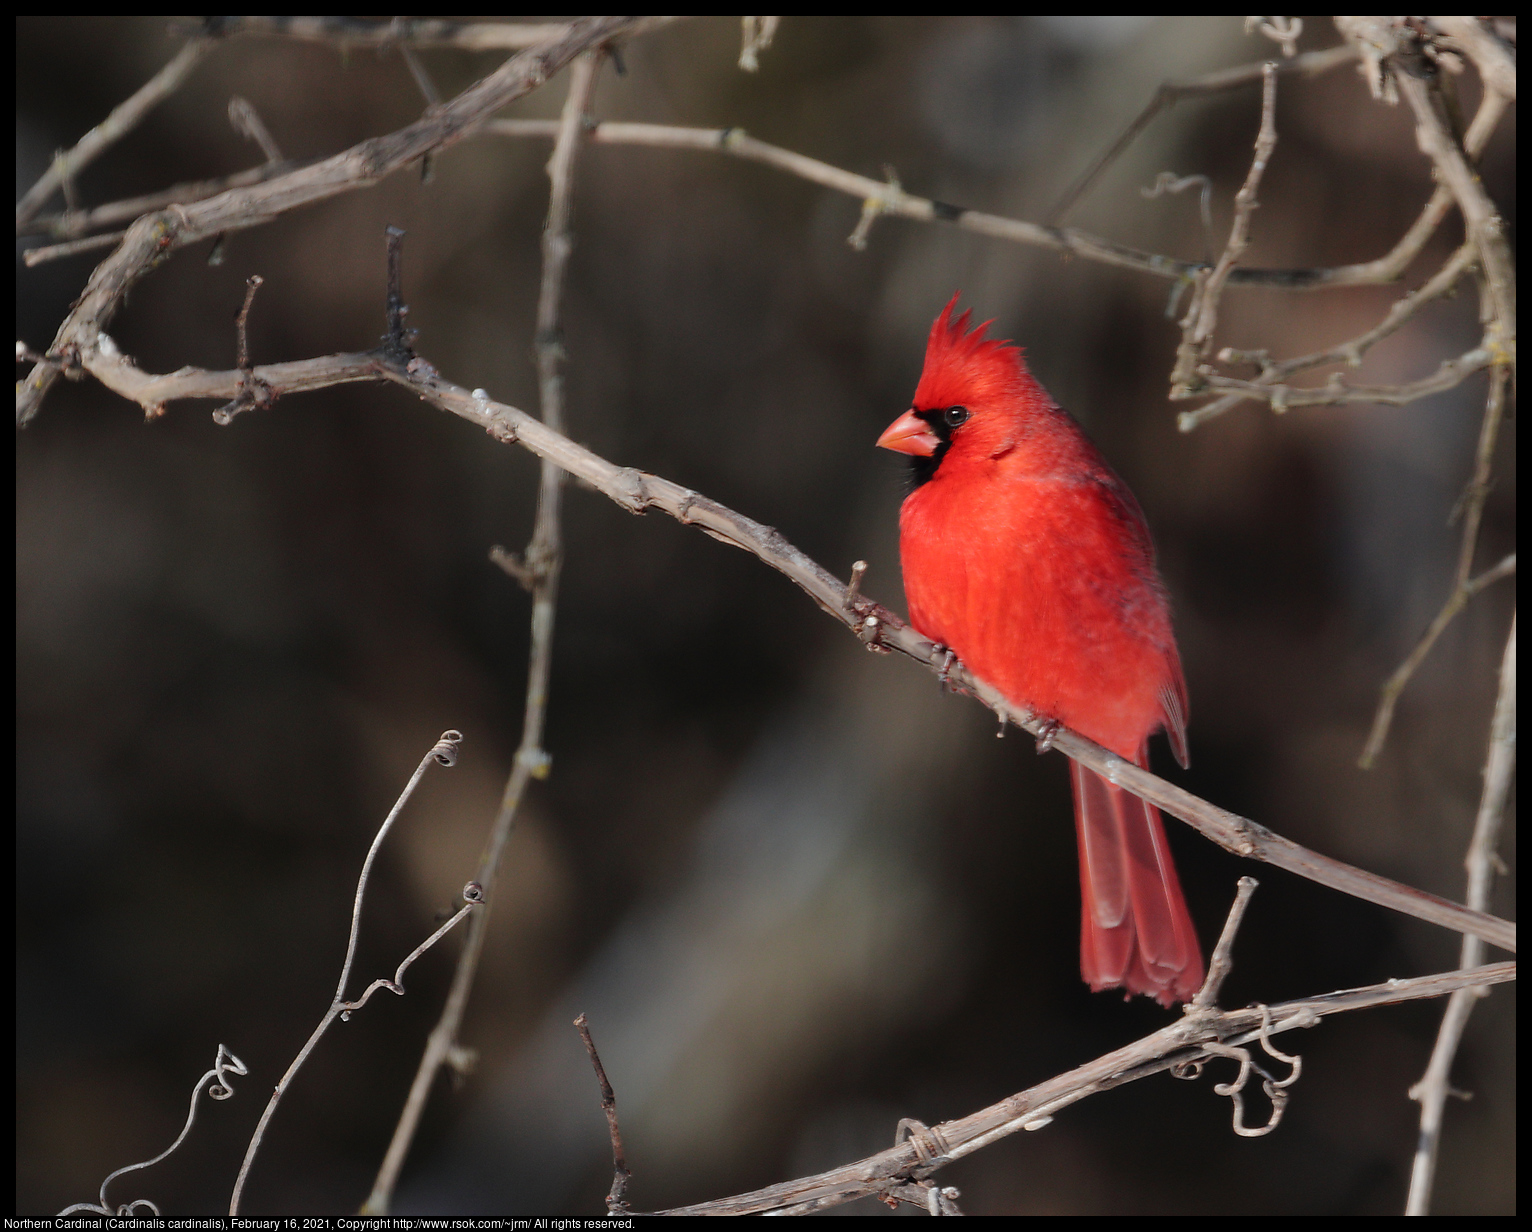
xmin=878 ymin=296 xmax=1203 ymax=1005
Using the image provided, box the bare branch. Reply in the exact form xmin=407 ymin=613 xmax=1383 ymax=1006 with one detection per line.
xmin=1426 ymin=16 xmax=1517 ymax=102
xmin=363 ymin=50 xmax=603 ymax=1217
xmin=227 ymin=97 xmax=284 ymax=163
xmin=647 ymin=963 xmax=1515 ymax=1215
xmin=1180 ymin=242 xmax=1480 ymax=429
xmin=72 ymin=338 xmax=1517 ymax=956
xmin=1395 ymin=65 xmax=1515 ymax=351
xmin=15 ymin=37 xmax=215 ymax=230
xmin=1359 ymin=550 xmax=1515 ymax=771
xmin=22 ymin=230 xmax=129 ymax=267
xmin=1359 ymin=364 xmax=1513 ymax=767
xmin=479 ymin=115 xmax=1493 ymax=294
xmin=575 ymin=1013 xmax=632 ymax=1213
xmin=1406 ymin=615 xmax=1516 ymax=1214
xmin=15 ymin=16 xmax=654 ymax=428
xmin=1191 ymin=876 xmax=1260 ymax=1009
xmin=23 ymin=160 xmax=323 ymax=242
xmin=174 ymin=16 xmax=578 ymax=52
xmin=1048 ymin=42 xmax=1355 ymax=224
xmin=739 ymin=16 xmax=780 ymax=72
xmin=1170 ymin=62 xmax=1278 ymax=397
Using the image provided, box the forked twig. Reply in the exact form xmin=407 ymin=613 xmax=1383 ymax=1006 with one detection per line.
xmin=1358 ymin=550 xmax=1514 ymax=770
xmin=15 ymin=37 xmax=215 ymax=230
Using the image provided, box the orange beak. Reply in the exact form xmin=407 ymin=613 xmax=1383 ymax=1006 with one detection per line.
xmin=876 ymin=409 xmax=938 ymax=457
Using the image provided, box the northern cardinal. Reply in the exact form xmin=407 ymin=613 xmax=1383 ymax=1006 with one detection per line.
xmin=878 ymin=297 xmax=1203 ymax=1005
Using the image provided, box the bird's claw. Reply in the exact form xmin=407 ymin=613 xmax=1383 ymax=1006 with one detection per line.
xmin=935 ymin=646 xmax=958 ymax=691
xmin=1034 ymin=719 xmax=1061 ymax=755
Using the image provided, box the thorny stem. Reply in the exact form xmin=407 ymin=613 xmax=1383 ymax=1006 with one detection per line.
xmin=362 ymin=49 xmax=601 ymax=1217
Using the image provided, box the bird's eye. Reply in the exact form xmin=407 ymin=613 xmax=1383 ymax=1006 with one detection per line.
xmin=943 ymin=406 xmax=969 ymax=428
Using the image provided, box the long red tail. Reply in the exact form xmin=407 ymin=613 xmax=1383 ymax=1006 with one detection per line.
xmin=1071 ymin=761 xmax=1203 ymax=1006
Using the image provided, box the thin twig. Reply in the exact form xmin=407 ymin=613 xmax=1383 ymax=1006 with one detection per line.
xmin=646 ymin=962 xmax=1515 ymax=1215
xmin=172 ymin=15 xmax=576 ymax=52
xmin=575 ymin=1013 xmax=632 ymax=1213
xmin=1405 ymin=614 xmax=1516 ymax=1214
xmin=1357 ymin=550 xmax=1515 ymax=771
xmin=1180 ymin=346 xmax=1495 ymax=423
xmin=15 ymin=37 xmax=215 ymax=230
xmin=1191 ymin=876 xmax=1260 ymax=1009
xmin=72 ymin=339 xmax=1518 ymax=957
xmin=1359 ymin=368 xmax=1513 ymax=767
xmin=211 ymin=276 xmax=271 ymax=425
xmin=1170 ymin=62 xmax=1278 ymax=397
xmin=739 ymin=15 xmax=780 ymax=72
xmin=1047 ymin=42 xmax=1356 ymax=224
xmin=23 ymin=160 xmax=322 ymax=242
xmin=362 ymin=49 xmax=602 ymax=1216
xmin=15 ymin=16 xmax=654 ymax=427
xmin=229 ymin=731 xmax=466 ymax=1215
xmin=1426 ymin=16 xmax=1517 ymax=102
xmin=1395 ymin=50 xmax=1515 ymax=350
xmin=1179 ymin=243 xmax=1480 ymax=430
xmin=228 ymin=97 xmax=284 ymax=163
xmin=22 ymin=230 xmax=130 ymax=267
xmin=478 ymin=116 xmax=1493 ymax=294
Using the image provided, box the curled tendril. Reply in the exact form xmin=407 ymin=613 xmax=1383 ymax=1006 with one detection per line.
xmin=431 ymin=729 xmax=464 ymax=766
xmin=58 ymin=1044 xmax=248 ymax=1216
xmin=1174 ymin=1006 xmax=1303 ymax=1138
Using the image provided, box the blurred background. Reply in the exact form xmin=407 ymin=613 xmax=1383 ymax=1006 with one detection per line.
xmin=17 ymin=15 xmax=1515 ymax=1216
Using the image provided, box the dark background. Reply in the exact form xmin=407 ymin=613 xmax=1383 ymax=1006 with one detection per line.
xmin=17 ymin=16 xmax=1515 ymax=1216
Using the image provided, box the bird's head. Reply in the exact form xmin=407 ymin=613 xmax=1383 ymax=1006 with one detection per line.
xmin=876 ymin=294 xmax=1046 ymax=485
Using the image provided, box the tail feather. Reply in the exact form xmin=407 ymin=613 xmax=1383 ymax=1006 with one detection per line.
xmin=1071 ymin=762 xmax=1203 ymax=1006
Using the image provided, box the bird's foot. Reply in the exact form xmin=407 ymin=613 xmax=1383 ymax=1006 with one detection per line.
xmin=1034 ymin=718 xmax=1062 ymax=755
xmin=935 ymin=645 xmax=957 ymax=691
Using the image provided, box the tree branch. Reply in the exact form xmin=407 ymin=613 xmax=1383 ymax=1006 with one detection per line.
xmin=73 ymin=339 xmax=1518 ymax=956
xmin=14 ymin=15 xmax=655 ymax=428
xmin=1406 ymin=615 xmax=1516 ymax=1214
xmin=646 ymin=962 xmax=1515 ymax=1215
xmin=15 ymin=36 xmax=215 ymax=230
xmin=361 ymin=50 xmax=603 ymax=1217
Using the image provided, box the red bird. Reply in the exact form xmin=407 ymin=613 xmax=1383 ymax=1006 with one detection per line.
xmin=878 ymin=297 xmax=1203 ymax=1006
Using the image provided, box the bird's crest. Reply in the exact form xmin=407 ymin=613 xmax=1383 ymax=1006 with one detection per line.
xmin=913 ymin=294 xmax=1031 ymax=410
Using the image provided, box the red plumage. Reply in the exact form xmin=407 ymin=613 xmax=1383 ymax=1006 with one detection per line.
xmin=879 ymin=296 xmax=1203 ymax=1006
